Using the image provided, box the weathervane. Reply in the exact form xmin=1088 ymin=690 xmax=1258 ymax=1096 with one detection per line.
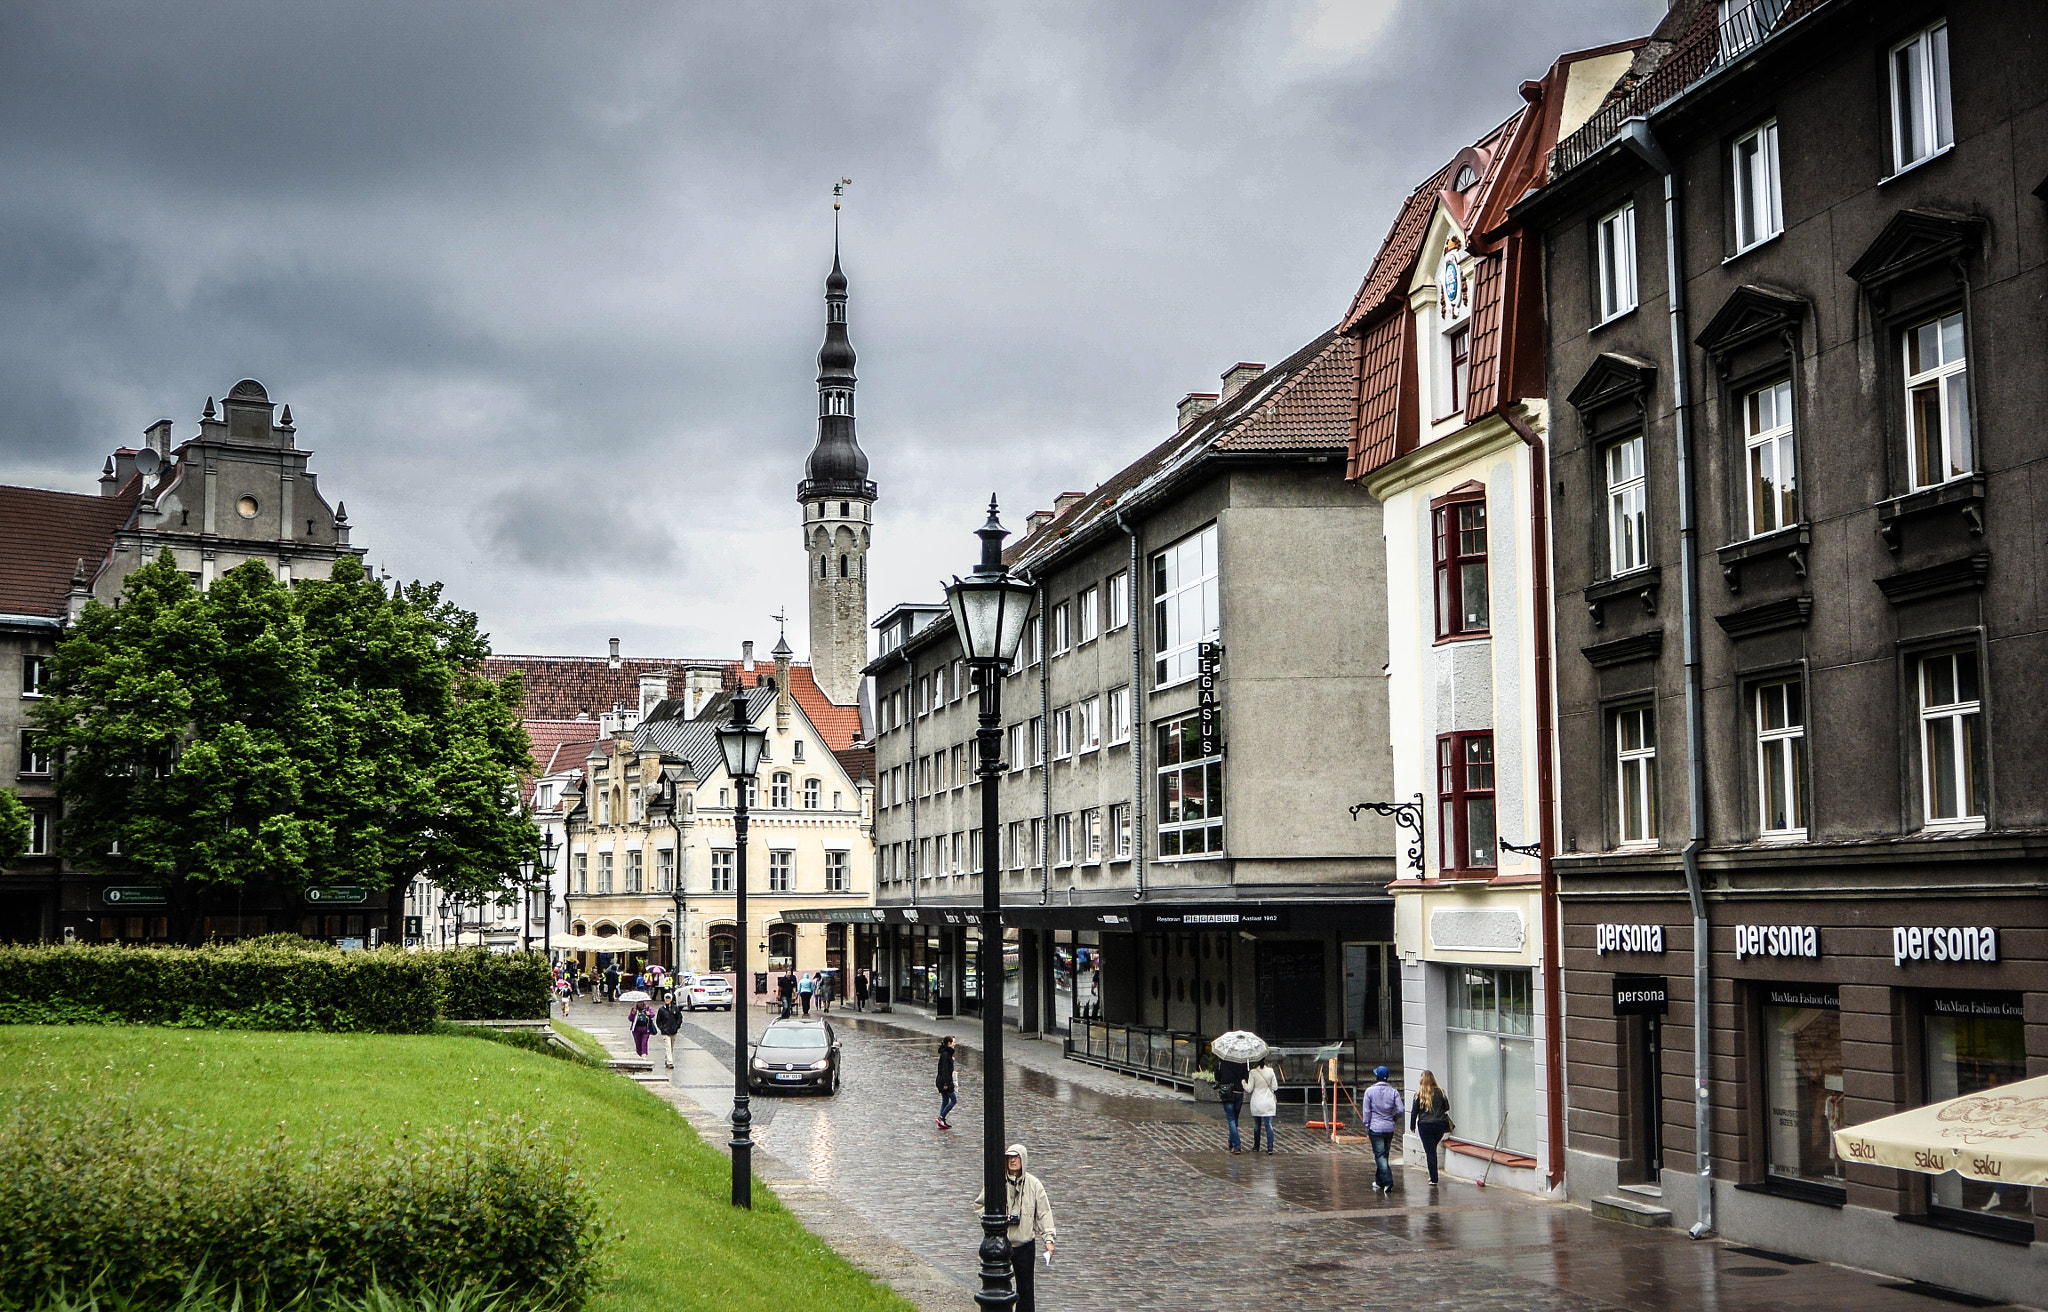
xmin=771 ymin=608 xmax=789 ymax=643
xmin=832 ymin=177 xmax=852 ymax=210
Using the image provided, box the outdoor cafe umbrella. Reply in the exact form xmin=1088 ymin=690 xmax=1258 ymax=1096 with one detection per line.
xmin=1209 ymin=1031 xmax=1269 ymax=1064
xmin=1832 ymin=1073 xmax=2048 ymax=1187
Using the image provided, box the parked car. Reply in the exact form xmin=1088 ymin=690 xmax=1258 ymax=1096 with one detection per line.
xmin=747 ymin=1018 xmax=840 ymax=1095
xmin=686 ymin=975 xmax=733 ymax=1011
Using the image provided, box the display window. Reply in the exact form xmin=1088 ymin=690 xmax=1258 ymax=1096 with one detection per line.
xmin=1921 ymin=993 xmax=2030 ymax=1225
xmin=1762 ymin=987 xmax=1844 ymax=1188
xmin=1445 ymin=966 xmax=1536 ymax=1156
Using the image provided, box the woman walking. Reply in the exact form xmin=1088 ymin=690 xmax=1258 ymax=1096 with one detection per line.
xmin=1245 ymin=1055 xmax=1280 ymax=1154
xmin=936 ymin=1035 xmax=959 ymax=1129
xmin=1411 ymin=1070 xmax=1452 ymax=1185
xmin=628 ymin=1001 xmax=656 ymax=1058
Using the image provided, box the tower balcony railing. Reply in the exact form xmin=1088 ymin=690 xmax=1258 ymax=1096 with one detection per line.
xmin=1549 ymin=0 xmax=1827 ymax=180
xmin=795 ymin=478 xmax=878 ymax=501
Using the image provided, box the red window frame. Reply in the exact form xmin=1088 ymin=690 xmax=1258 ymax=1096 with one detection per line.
xmin=1449 ymin=326 xmax=1471 ymax=416
xmin=1432 ymin=487 xmax=1490 ymax=640
xmin=1437 ymin=730 xmax=1497 ymax=872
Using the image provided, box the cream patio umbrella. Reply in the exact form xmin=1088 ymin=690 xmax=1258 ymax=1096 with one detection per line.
xmin=1832 ymin=1074 xmax=2048 ymax=1187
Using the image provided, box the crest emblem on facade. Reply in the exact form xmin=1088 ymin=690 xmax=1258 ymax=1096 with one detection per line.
xmin=1438 ymin=234 xmax=1469 ymax=323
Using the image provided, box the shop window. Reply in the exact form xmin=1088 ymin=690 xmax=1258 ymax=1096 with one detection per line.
xmin=1152 ymin=524 xmax=1219 ymax=686
xmin=1890 ymin=21 xmax=1953 ymax=174
xmin=1762 ymin=987 xmax=1844 ymax=1190
xmin=1436 ymin=731 xmax=1497 ymax=871
xmin=1432 ymin=495 xmax=1489 ymax=639
xmin=1446 ymin=967 xmax=1536 ymax=1156
xmin=1156 ymin=711 xmax=1223 ymax=857
xmin=1756 ymin=680 xmax=1807 ymax=838
xmin=1743 ymin=379 xmax=1797 ymax=536
xmin=1905 ymin=311 xmax=1971 ymax=489
xmin=768 ymin=927 xmax=795 ymax=971
xmin=1919 ymin=651 xmax=1984 ymax=827
xmin=1922 ymin=993 xmax=2029 ymax=1226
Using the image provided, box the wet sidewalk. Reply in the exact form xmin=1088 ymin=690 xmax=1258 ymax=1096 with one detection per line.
xmin=565 ymin=1002 xmax=2040 ymax=1312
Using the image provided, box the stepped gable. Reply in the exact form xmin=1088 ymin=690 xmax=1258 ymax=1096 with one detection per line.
xmin=484 ymin=654 xmax=862 ymax=752
xmin=0 ymin=482 xmax=141 ymax=616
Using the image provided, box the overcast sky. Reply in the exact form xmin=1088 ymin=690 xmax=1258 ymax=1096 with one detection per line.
xmin=0 ymin=0 xmax=1660 ymax=665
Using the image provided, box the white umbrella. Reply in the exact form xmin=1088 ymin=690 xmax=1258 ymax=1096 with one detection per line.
xmin=1210 ymin=1031 xmax=1269 ymax=1063
xmin=1833 ymin=1073 xmax=2048 ymax=1187
xmin=617 ymin=989 xmax=652 ymax=1003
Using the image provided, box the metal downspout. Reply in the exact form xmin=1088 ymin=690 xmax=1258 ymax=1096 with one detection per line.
xmin=1503 ymin=404 xmax=1566 ymax=1194
xmin=1622 ymin=116 xmax=1713 ymax=1239
xmin=905 ymin=649 xmax=918 ymax=907
xmin=1118 ymin=514 xmax=1145 ymax=901
xmin=1039 ymin=584 xmax=1052 ymax=903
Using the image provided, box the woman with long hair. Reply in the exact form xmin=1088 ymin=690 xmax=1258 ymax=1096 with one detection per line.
xmin=1410 ymin=1069 xmax=1452 ymax=1186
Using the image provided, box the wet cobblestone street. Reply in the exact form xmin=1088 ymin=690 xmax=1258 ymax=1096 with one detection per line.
xmin=573 ymin=1002 xmax=2037 ymax=1311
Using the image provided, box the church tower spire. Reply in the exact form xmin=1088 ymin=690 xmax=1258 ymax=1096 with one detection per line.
xmin=798 ymin=193 xmax=875 ymax=708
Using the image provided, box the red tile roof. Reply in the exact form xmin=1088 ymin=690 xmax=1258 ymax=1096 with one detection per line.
xmin=484 ymin=655 xmax=862 ymax=753
xmin=1340 ymin=161 xmax=1455 ymax=333
xmin=1463 ymin=253 xmax=1506 ymax=424
xmin=1212 ymin=332 xmax=1359 ymax=453
xmin=1349 ymin=313 xmax=1413 ymax=480
xmin=832 ymin=745 xmax=876 ymax=785
xmin=0 ymin=482 xmax=138 ymax=617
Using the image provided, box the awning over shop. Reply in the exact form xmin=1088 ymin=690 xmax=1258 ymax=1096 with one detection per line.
xmin=1832 ymin=1074 xmax=2048 ymax=1187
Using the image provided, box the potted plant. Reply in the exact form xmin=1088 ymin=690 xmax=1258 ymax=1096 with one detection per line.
xmin=1191 ymin=1068 xmax=1219 ymax=1102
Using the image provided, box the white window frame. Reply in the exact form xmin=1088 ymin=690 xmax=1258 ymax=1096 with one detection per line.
xmin=1743 ymin=379 xmax=1797 ymax=537
xmin=1156 ymin=711 xmax=1224 ymax=857
xmin=19 ymin=731 xmax=50 ymax=777
xmin=1109 ymin=802 xmax=1132 ymax=859
xmin=803 ymin=778 xmax=820 ymax=810
xmin=657 ymin=848 xmax=674 ymax=893
xmin=769 ymin=850 xmax=794 ymax=892
xmin=1756 ymin=681 xmax=1807 ymax=839
xmin=711 ymin=849 xmax=734 ymax=892
xmin=1106 ymin=686 xmax=1131 ymax=745
xmin=1079 ymin=697 xmax=1101 ymax=752
xmin=1079 ymin=586 xmax=1100 ymax=643
xmin=1596 ymin=202 xmax=1638 ymax=323
xmin=1606 ymin=435 xmax=1648 ymax=576
xmin=575 ymin=852 xmax=589 ymax=894
xmin=1053 ymin=706 xmax=1073 ymax=759
xmin=1616 ymin=706 xmax=1658 ymax=847
xmin=598 ymin=851 xmax=614 ymax=895
xmin=1051 ymin=601 xmax=1072 ymax=654
xmin=1107 ymin=572 xmax=1130 ymax=630
xmin=1031 ymin=716 xmax=1045 ymax=765
xmin=1732 ymin=120 xmax=1783 ymax=253
xmin=1054 ymin=813 xmax=1074 ymax=867
xmin=825 ymin=850 xmax=848 ymax=892
xmin=1153 ymin=523 xmax=1219 ymax=687
xmin=1904 ymin=311 xmax=1972 ymax=489
xmin=626 ymin=849 xmax=644 ymax=894
xmin=1008 ymin=723 xmax=1027 ymax=773
xmin=21 ymin=655 xmax=47 ymax=697
xmin=1920 ymin=651 xmax=1985 ymax=828
xmin=1889 ymin=21 xmax=1953 ymax=175
xmin=771 ymin=772 xmax=791 ymax=809
xmin=26 ymin=808 xmax=49 ymax=855
xmin=1082 ymin=808 xmax=1103 ymax=863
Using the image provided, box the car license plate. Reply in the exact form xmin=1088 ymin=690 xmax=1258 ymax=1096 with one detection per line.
xmin=775 ymin=1073 xmax=804 ymax=1082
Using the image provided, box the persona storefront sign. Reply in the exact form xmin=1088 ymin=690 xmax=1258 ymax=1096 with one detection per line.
xmin=1892 ymin=925 xmax=1998 ymax=967
xmin=1733 ymin=924 xmax=1818 ymax=961
xmin=1612 ymin=975 xmax=1669 ymax=1016
xmin=1595 ymin=923 xmax=1664 ymax=956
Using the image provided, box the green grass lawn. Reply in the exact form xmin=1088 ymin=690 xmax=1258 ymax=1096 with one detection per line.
xmin=0 ymin=1026 xmax=914 ymax=1312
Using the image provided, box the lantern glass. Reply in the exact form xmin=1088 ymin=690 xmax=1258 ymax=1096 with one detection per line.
xmin=717 ymin=693 xmax=768 ymax=782
xmin=947 ymin=574 xmax=1036 ymax=668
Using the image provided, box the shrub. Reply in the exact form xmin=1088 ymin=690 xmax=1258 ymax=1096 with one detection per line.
xmin=0 ymin=1094 xmax=612 ymax=1308
xmin=0 ymin=941 xmax=439 ymax=1034
xmin=429 ymin=949 xmax=552 ymax=1021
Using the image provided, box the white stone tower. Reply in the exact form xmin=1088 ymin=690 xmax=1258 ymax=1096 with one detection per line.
xmin=797 ymin=230 xmax=874 ymax=707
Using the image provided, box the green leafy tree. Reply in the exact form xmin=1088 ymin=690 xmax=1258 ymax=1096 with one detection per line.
xmin=32 ymin=552 xmax=535 ymax=906
xmin=0 ymin=790 xmax=28 ymax=866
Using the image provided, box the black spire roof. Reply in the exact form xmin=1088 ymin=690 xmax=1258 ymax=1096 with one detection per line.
xmin=799 ymin=231 xmax=874 ymax=500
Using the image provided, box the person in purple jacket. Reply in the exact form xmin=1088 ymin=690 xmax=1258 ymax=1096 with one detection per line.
xmin=1363 ymin=1065 xmax=1404 ymax=1195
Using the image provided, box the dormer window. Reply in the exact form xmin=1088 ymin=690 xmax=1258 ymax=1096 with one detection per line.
xmin=1454 ymin=164 xmax=1479 ymax=191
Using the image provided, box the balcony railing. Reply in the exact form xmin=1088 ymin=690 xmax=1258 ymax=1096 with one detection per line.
xmin=1549 ymin=0 xmax=1823 ymax=179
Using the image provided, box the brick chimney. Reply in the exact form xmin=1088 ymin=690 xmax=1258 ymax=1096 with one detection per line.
xmin=1219 ymin=362 xmax=1266 ymax=403
xmin=1026 ymin=510 xmax=1056 ymax=535
xmin=1178 ymin=392 xmax=1220 ymax=428
xmin=1053 ymin=492 xmax=1086 ymax=517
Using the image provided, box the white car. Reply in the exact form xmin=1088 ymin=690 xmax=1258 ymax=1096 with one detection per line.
xmin=686 ymin=975 xmax=734 ymax=1011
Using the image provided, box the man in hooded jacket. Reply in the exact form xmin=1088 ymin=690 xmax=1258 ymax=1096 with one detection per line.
xmin=654 ymin=996 xmax=683 ymax=1069
xmin=973 ymin=1142 xmax=1056 ymax=1312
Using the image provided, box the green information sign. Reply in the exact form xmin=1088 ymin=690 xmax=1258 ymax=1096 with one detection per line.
xmin=305 ymin=886 xmax=369 ymax=905
xmin=404 ymin=915 xmax=424 ymax=938
xmin=101 ymin=886 xmax=168 ymax=907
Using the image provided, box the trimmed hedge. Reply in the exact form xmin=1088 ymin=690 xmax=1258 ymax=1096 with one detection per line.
xmin=0 ymin=941 xmax=551 ymax=1033
xmin=430 ymin=948 xmax=552 ymax=1021
xmin=0 ymin=1094 xmax=611 ymax=1307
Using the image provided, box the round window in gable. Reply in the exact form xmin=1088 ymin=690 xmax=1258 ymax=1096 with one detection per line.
xmin=235 ymin=496 xmax=259 ymax=519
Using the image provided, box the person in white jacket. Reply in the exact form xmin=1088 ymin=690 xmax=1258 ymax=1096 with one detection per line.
xmin=1245 ymin=1056 xmax=1281 ymax=1154
xmin=973 ymin=1142 xmax=1057 ymax=1312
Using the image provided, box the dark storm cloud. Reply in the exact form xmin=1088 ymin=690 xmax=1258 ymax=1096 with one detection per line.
xmin=0 ymin=0 xmax=1662 ymax=657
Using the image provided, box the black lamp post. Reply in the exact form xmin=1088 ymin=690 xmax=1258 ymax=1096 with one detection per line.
xmin=715 ymin=687 xmax=768 ymax=1210
xmin=944 ymin=496 xmax=1037 ymax=1310
xmin=539 ymin=829 xmax=559 ymax=959
xmin=518 ymin=852 xmax=536 ymax=954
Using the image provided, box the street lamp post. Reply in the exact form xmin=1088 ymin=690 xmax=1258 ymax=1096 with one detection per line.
xmin=944 ymin=497 xmax=1038 ymax=1311
xmin=715 ymin=688 xmax=768 ymax=1210
xmin=519 ymin=852 xmax=536 ymax=954
xmin=540 ymin=830 xmax=559 ymax=960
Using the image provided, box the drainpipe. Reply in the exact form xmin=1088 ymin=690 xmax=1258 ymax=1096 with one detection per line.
xmin=1502 ymin=404 xmax=1566 ymax=1195
xmin=1118 ymin=514 xmax=1145 ymax=901
xmin=904 ymin=650 xmax=918 ymax=907
xmin=1621 ymin=116 xmax=1713 ymax=1240
xmin=1038 ymin=583 xmax=1052 ymax=903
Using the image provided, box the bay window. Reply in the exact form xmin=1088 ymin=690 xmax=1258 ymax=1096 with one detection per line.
xmin=1436 ymin=731 xmax=1497 ymax=871
xmin=1433 ymin=495 xmax=1489 ymax=638
xmin=1153 ymin=524 xmax=1219 ymax=685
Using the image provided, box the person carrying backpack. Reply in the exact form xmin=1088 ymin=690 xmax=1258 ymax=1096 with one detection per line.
xmin=628 ymin=1002 xmax=656 ymax=1058
xmin=655 ymin=996 xmax=684 ymax=1069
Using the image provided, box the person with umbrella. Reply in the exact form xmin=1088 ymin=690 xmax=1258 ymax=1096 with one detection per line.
xmin=1209 ymin=1031 xmax=1266 ymax=1155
